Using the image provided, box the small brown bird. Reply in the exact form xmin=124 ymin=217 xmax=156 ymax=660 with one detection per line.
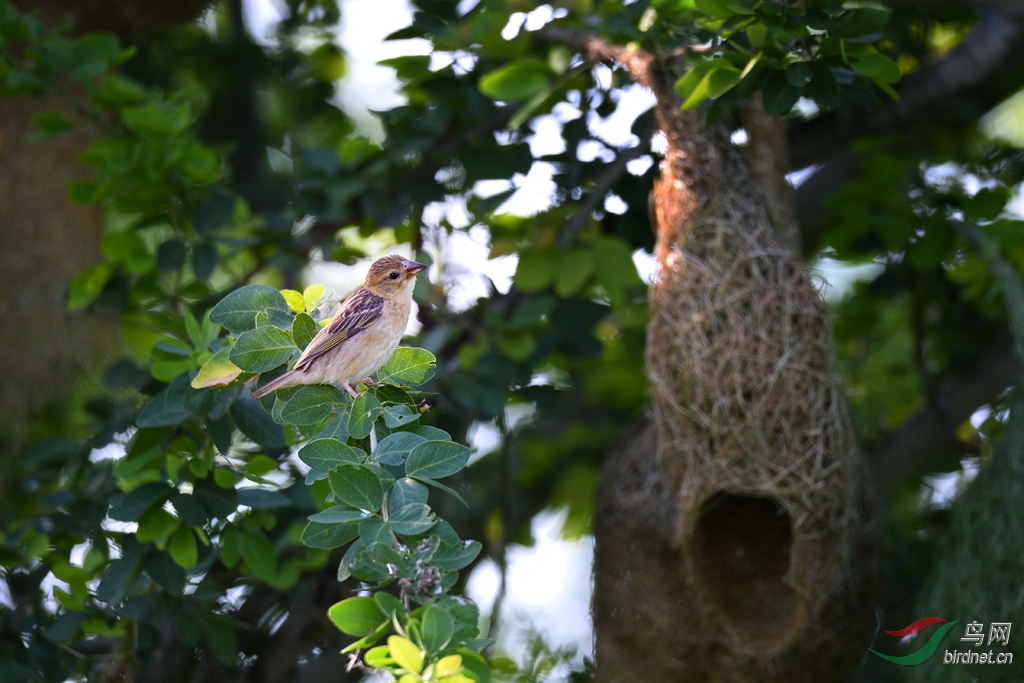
xmin=252 ymin=255 xmax=427 ymax=400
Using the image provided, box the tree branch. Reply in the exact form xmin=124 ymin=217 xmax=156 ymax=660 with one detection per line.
xmin=537 ymin=27 xmax=660 ymax=91
xmin=872 ymin=333 xmax=1018 ymax=494
xmin=893 ymin=0 xmax=1024 ymax=20
xmin=557 ymin=142 xmax=652 ymax=247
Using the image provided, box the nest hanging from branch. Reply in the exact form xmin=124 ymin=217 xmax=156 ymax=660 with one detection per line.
xmin=647 ymin=107 xmax=868 ymax=651
xmin=548 ymin=35 xmax=883 ymax=682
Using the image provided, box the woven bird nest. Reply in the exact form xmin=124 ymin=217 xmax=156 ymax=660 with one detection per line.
xmin=646 ymin=111 xmax=866 ymax=649
xmin=591 ymin=48 xmax=880 ymax=683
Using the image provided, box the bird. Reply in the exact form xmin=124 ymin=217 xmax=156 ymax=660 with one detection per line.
xmin=251 ymin=255 xmax=427 ymax=400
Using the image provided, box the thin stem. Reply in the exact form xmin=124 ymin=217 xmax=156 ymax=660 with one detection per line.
xmin=486 ymin=410 xmax=514 ymax=648
xmin=373 ymin=421 xmax=401 ymax=550
xmin=557 ymin=141 xmax=651 ymax=248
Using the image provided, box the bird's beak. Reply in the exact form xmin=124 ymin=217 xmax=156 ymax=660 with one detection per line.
xmin=402 ymin=260 xmax=427 ymax=276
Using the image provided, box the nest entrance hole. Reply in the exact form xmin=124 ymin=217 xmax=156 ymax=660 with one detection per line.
xmin=692 ymin=493 xmax=801 ymax=651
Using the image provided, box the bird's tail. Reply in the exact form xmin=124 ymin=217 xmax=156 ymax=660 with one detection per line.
xmin=251 ymin=369 xmax=301 ymax=399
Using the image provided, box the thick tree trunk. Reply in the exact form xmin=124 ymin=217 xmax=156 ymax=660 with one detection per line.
xmin=0 ymin=0 xmax=208 ymax=507
xmin=0 ymin=72 xmax=116 ymax=502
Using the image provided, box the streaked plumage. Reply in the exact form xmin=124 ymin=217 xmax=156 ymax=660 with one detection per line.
xmin=251 ymin=255 xmax=426 ymax=399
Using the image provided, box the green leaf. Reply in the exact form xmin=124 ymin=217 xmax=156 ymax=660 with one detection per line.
xmin=292 ymin=312 xmax=318 ymax=351
xmin=831 ymin=8 xmax=888 ymax=40
xmin=554 ymin=249 xmax=595 ymax=297
xmin=375 ymin=592 xmax=406 ymax=620
xmin=96 ymin=544 xmax=145 ymax=604
xmin=299 ymin=438 xmax=365 ymax=476
xmin=279 ymin=385 xmax=349 ymax=425
xmin=406 ymin=441 xmax=471 ymax=480
xmin=694 ymin=0 xmax=731 ymax=18
xmin=706 ymin=65 xmax=742 ymax=99
xmin=404 ymin=425 xmax=452 ymax=441
xmin=210 ymin=285 xmax=292 ymax=334
xmin=169 ymin=527 xmax=198 ymax=569
xmin=365 ymin=645 xmax=394 ymax=668
xmin=328 ymin=597 xmax=387 ymax=636
xmin=388 ymin=478 xmax=429 ymax=513
xmin=336 ymin=539 xmax=364 ymax=582
xmin=852 ymin=53 xmax=901 ymax=84
xmin=240 ymin=531 xmax=278 ymax=581
xmin=513 ymin=248 xmax=556 ymax=292
xmin=30 ymin=110 xmax=73 ymax=139
xmin=308 ymin=507 xmax=367 ymax=524
xmin=101 ymin=232 xmax=155 ymax=274
xmin=145 ymin=551 xmax=186 ymax=594
xmin=136 ymin=508 xmax=180 ymax=543
xmin=200 ymin=618 xmax=238 ymax=665
xmin=171 ymin=493 xmax=208 ymax=527
xmin=784 ymin=62 xmax=812 ymax=88
xmin=432 ymin=540 xmax=483 ymax=571
xmin=805 ymin=63 xmax=839 ymax=108
xmin=760 ymin=70 xmax=800 ymax=116
xmin=158 ymin=240 xmax=187 ymax=272
xmin=192 ymin=347 xmax=242 ymax=389
xmin=382 ymin=403 xmax=419 ymax=429
xmin=478 ymin=58 xmax=552 ymax=102
xmin=348 ymin=391 xmax=384 ymax=439
xmin=388 ymin=503 xmax=437 ymax=536
xmin=674 ymin=59 xmax=739 ymax=110
xmin=192 ymin=244 xmax=218 ymax=282
xmin=175 ymin=614 xmax=203 ymax=647
xmin=91 ymin=75 xmax=146 ymax=108
xmin=122 ymin=102 xmax=191 ymax=137
xmin=238 ymin=489 xmax=290 ymax=509
xmin=43 ymin=611 xmax=88 ymax=643
xmin=329 ymin=463 xmax=385 ymax=511
xmin=373 ymin=432 xmax=426 ymax=466
xmin=281 ymin=289 xmax=306 ymax=313
xmin=300 ymin=520 xmax=361 ymax=549
xmin=193 ymin=192 xmax=236 ymax=234
xmin=421 ymin=606 xmax=455 ymax=655
xmin=229 ymin=326 xmax=296 ymax=372
xmin=108 ymin=483 xmax=173 ymax=522
xmin=304 ymin=284 xmax=326 ymax=310
xmin=359 ymin=517 xmax=392 ymax=549
xmin=72 ymin=33 xmax=120 ymax=62
xmin=67 ymin=262 xmax=112 ymax=311
xmin=494 ymin=331 xmax=535 ymax=362
xmin=591 ymin=235 xmax=644 ymax=308
xmin=375 ymin=347 xmax=437 ymax=386
xmin=388 ymin=635 xmax=425 ymax=675
xmin=230 ymin=397 xmax=286 ymax=447
xmin=193 ymin=479 xmax=239 ymax=519
xmin=456 ymin=648 xmax=491 ymax=682
xmin=963 ymin=187 xmax=1010 ymax=223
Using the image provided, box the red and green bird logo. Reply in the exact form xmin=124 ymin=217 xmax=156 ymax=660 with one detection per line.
xmin=870 ymin=617 xmax=959 ymax=665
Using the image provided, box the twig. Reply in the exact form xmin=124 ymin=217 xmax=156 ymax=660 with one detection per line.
xmin=954 ymin=221 xmax=1024 ymax=367
xmin=537 ymin=27 xmax=659 ymax=88
xmin=56 ymin=642 xmax=131 ymax=662
xmin=486 ymin=410 xmax=515 ymax=649
xmin=557 ymin=142 xmax=652 ymax=247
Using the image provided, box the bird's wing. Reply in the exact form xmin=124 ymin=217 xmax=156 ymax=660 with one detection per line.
xmin=293 ymin=287 xmax=385 ymax=369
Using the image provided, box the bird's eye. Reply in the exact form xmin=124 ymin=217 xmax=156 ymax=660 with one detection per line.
xmin=389 ymin=271 xmax=400 ymax=280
